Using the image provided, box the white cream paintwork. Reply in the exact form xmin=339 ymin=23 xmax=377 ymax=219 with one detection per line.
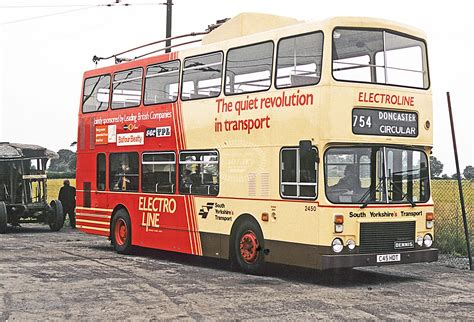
xmin=172 ymin=13 xmax=433 ymax=247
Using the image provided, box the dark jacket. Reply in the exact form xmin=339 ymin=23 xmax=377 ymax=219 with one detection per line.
xmin=59 ymin=185 xmax=76 ymax=211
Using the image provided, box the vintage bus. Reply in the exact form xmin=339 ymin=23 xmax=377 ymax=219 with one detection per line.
xmin=76 ymin=13 xmax=437 ymax=273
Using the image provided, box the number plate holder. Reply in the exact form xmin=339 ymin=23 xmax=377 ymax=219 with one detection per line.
xmin=376 ymin=253 xmax=401 ymax=263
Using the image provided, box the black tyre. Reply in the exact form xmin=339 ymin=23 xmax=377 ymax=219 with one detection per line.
xmin=231 ymin=219 xmax=265 ymax=274
xmin=111 ymin=209 xmax=133 ymax=254
xmin=49 ymin=200 xmax=64 ymax=231
xmin=0 ymin=202 xmax=8 ymax=234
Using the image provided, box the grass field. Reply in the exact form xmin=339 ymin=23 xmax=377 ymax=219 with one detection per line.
xmin=47 ymin=178 xmax=473 ymax=255
xmin=432 ymin=180 xmax=473 ymax=256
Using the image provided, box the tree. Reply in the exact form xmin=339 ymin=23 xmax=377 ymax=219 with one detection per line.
xmin=429 ymin=156 xmax=444 ymax=178
xmin=463 ymin=165 xmax=474 ymax=180
xmin=48 ymin=149 xmax=76 ymax=177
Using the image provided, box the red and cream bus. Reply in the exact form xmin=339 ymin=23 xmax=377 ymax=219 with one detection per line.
xmin=76 ymin=13 xmax=437 ymax=273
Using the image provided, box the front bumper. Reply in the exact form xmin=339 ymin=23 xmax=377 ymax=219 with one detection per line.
xmin=320 ymin=248 xmax=438 ymax=270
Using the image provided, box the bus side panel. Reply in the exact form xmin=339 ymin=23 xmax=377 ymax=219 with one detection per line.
xmin=76 ymin=151 xmax=111 ymax=236
xmin=111 ymin=194 xmax=200 ymax=255
xmin=194 ymin=196 xmax=321 ymax=267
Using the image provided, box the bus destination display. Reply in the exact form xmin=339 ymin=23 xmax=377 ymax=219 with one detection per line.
xmin=352 ymin=108 xmax=418 ymax=137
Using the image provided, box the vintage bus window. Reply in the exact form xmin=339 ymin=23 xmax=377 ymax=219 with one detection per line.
xmin=276 ymin=32 xmax=323 ymax=88
xmin=225 ymin=41 xmax=273 ymax=95
xmin=332 ymin=29 xmax=428 ymax=88
xmin=109 ymin=153 xmax=139 ymax=192
xmin=280 ymin=147 xmax=318 ymax=199
xmin=96 ymin=153 xmax=106 ymax=191
xmin=375 ymin=32 xmax=426 ymax=88
xmin=82 ymin=74 xmax=110 ymax=113
xmin=111 ymin=68 xmax=143 ymax=109
xmin=142 ymin=152 xmax=176 ymax=194
xmin=144 ymin=60 xmax=180 ymax=105
xmin=325 ymin=146 xmax=429 ymax=204
xmin=325 ymin=148 xmax=369 ymax=204
xmin=181 ymin=52 xmax=222 ymax=100
xmin=179 ymin=151 xmax=219 ymax=196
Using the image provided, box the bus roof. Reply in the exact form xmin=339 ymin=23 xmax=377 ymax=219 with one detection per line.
xmin=202 ymin=12 xmax=301 ymax=45
xmin=0 ymin=142 xmax=58 ymax=160
xmin=85 ymin=13 xmax=427 ymax=76
xmin=202 ymin=13 xmax=426 ymax=45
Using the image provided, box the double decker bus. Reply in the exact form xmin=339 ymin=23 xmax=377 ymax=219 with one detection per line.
xmin=76 ymin=13 xmax=437 ymax=273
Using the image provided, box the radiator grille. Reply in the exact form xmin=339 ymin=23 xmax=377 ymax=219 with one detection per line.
xmin=359 ymin=221 xmax=415 ymax=253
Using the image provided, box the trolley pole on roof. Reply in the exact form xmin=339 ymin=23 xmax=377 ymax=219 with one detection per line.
xmin=165 ymin=0 xmax=173 ymax=53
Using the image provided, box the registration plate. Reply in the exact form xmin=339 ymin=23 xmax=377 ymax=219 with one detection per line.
xmin=376 ymin=253 xmax=401 ymax=263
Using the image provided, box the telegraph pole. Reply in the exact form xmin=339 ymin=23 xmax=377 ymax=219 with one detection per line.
xmin=446 ymin=92 xmax=473 ymax=270
xmin=165 ymin=0 xmax=173 ymax=53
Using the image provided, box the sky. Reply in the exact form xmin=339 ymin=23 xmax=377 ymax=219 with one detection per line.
xmin=0 ymin=0 xmax=472 ymax=176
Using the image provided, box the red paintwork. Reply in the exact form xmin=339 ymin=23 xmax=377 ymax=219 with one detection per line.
xmin=76 ymin=51 xmax=202 ymax=256
xmin=115 ymin=218 xmax=127 ymax=246
xmin=240 ymin=230 xmax=259 ymax=264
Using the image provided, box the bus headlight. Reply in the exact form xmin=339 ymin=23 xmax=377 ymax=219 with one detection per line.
xmin=416 ymin=236 xmax=423 ymax=246
xmin=347 ymin=239 xmax=356 ymax=251
xmin=423 ymin=234 xmax=433 ymax=248
xmin=332 ymin=238 xmax=343 ymax=253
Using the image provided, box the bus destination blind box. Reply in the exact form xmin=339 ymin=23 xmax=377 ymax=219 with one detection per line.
xmin=352 ymin=108 xmax=418 ymax=137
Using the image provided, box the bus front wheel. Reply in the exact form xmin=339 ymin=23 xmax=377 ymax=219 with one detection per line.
xmin=111 ymin=209 xmax=133 ymax=254
xmin=231 ymin=219 xmax=265 ymax=275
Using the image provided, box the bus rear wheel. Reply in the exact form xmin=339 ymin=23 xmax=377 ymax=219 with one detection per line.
xmin=111 ymin=209 xmax=132 ymax=254
xmin=231 ymin=220 xmax=265 ymax=274
xmin=0 ymin=202 xmax=8 ymax=234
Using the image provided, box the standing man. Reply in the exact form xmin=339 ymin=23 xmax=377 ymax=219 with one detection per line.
xmin=58 ymin=179 xmax=76 ymax=228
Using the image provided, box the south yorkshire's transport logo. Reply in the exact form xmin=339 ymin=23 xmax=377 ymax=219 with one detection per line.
xmin=198 ymin=202 xmax=215 ymax=219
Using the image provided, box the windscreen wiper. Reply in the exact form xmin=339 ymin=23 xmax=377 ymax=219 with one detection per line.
xmin=402 ymin=192 xmax=416 ymax=207
xmin=389 ymin=180 xmax=416 ymax=207
xmin=388 ymin=170 xmax=417 ymax=207
xmin=359 ymin=178 xmax=384 ymax=209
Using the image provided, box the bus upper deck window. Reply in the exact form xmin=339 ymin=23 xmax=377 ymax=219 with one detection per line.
xmin=276 ymin=32 xmax=323 ymax=89
xmin=111 ymin=68 xmax=143 ymax=109
xmin=82 ymin=74 xmax=111 ymax=113
xmin=225 ymin=41 xmax=274 ymax=95
xmin=145 ymin=60 xmax=180 ymax=105
xmin=332 ymin=28 xmax=428 ymax=89
xmin=181 ymin=52 xmax=223 ymax=101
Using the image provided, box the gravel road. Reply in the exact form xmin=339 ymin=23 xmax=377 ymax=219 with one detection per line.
xmin=1 ymin=224 xmax=472 ymax=320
